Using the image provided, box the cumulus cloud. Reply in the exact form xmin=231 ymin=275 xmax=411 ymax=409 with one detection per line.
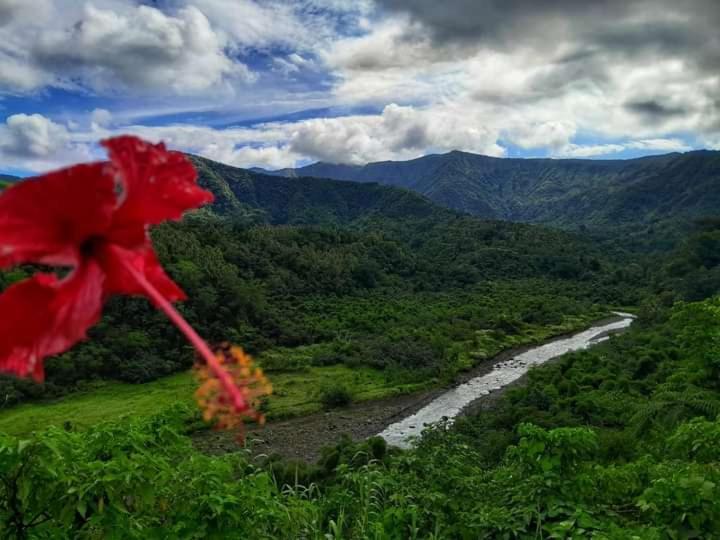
xmin=0 ymin=114 xmax=93 ymax=171
xmin=322 ymin=0 xmax=720 ymax=146
xmin=0 ymin=114 xmax=69 ymax=157
xmin=625 ymin=139 xmax=692 ymax=152
xmin=0 ymin=56 xmax=47 ymax=92
xmin=30 ymin=4 xmax=251 ymax=94
xmin=1 ymin=0 xmax=717 ymax=172
xmin=287 ymin=103 xmax=504 ymax=163
xmin=0 ymin=1 xmax=264 ymax=95
xmin=76 ymin=103 xmax=500 ymax=168
xmin=555 ymin=144 xmax=626 ymax=159
xmin=555 ymin=138 xmax=691 ymax=158
xmin=0 ymin=0 xmax=51 ymax=26
xmin=0 ymin=0 xmax=369 ymax=101
xmin=503 ymin=121 xmax=577 ymax=151
xmin=90 ymin=109 xmax=113 ymax=129
xmin=1 ymin=107 xmax=706 ymax=176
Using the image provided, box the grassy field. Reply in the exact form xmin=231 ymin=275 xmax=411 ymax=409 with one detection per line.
xmin=0 ymin=312 xmax=610 ymax=438
xmin=0 ymin=365 xmax=426 ymax=437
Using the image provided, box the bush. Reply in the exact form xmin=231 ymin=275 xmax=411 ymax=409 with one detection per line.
xmin=320 ymin=384 xmax=353 ymax=409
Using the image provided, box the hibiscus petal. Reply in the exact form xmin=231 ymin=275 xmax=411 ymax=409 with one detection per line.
xmin=102 ymin=136 xmax=214 ymax=245
xmin=0 ymin=163 xmax=116 ymax=268
xmin=98 ymin=243 xmax=186 ymax=303
xmin=0 ymin=262 xmax=105 ymax=381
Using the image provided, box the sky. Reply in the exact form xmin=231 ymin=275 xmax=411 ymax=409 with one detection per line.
xmin=0 ymin=0 xmax=719 ymax=176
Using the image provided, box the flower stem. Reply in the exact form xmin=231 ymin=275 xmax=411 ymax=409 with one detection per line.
xmin=115 ymin=252 xmax=247 ymax=412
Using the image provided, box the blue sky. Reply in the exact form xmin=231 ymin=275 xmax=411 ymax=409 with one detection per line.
xmin=1 ymin=0 xmax=718 ymax=176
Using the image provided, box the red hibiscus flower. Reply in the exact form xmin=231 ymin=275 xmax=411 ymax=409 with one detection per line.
xmin=0 ymin=136 xmax=255 ymax=418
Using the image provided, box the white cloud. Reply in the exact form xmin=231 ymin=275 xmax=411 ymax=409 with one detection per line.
xmin=317 ymin=1 xmax=719 ymax=155
xmin=625 ymin=139 xmax=692 ymax=152
xmin=504 ymin=121 xmax=577 ymax=151
xmin=4 ymin=101 xmax=507 ymax=172
xmin=287 ymin=103 xmax=504 ymax=164
xmin=554 ymin=138 xmax=692 ymax=158
xmin=704 ymin=135 xmax=720 ymax=150
xmin=90 ymin=109 xmax=113 ymax=129
xmin=0 ymin=56 xmax=48 ymax=92
xmin=4 ymin=105 xmax=703 ymax=176
xmin=1 ymin=1 xmax=716 ymax=173
xmin=222 ymin=145 xmax=303 ymax=169
xmin=1 ymin=114 xmax=69 ymax=157
xmin=31 ymin=4 xmax=251 ymax=94
xmin=0 ymin=0 xmax=51 ymax=25
xmin=207 ymin=0 xmax=373 ymax=49
xmin=0 ymin=114 xmax=93 ymax=171
xmin=0 ymin=1 xmax=257 ymax=95
xmin=185 ymin=0 xmax=314 ymax=50
xmin=555 ymin=143 xmax=626 ymax=158
xmin=323 ymin=19 xmax=469 ymax=105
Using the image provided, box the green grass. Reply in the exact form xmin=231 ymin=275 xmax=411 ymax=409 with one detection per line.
xmin=0 ymin=365 xmax=422 ymax=438
xmin=0 ymin=311 xmax=612 ymax=438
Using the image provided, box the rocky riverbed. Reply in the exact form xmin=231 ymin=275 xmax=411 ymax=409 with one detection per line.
xmin=194 ymin=313 xmax=634 ymax=461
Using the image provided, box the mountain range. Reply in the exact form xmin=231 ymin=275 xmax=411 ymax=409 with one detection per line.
xmin=255 ymin=150 xmax=720 ymax=241
xmin=190 ymin=155 xmax=621 ymax=286
xmin=3 ymin=150 xmax=718 ymax=251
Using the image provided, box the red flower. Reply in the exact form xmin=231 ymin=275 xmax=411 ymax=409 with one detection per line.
xmin=0 ymin=136 xmax=254 ymax=418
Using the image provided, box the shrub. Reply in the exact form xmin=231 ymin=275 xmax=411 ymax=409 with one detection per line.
xmin=320 ymin=384 xmax=353 ymax=409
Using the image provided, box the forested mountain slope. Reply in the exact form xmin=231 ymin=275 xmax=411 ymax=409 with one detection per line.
xmin=0 ymin=155 xmax=638 ymax=405
xmin=192 ymin=155 xmax=447 ymax=225
xmin=2 ymin=155 xmax=720 ymax=539
xmin=258 ymin=150 xmax=720 ymax=239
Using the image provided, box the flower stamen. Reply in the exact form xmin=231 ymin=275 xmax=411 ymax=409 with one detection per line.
xmin=194 ymin=344 xmax=272 ymax=441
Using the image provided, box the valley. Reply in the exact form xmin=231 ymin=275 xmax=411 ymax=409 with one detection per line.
xmin=1 ymin=153 xmax=719 ymax=537
xmin=2 ymin=1 xmax=719 ymax=536
xmin=197 ymin=312 xmax=635 ymax=461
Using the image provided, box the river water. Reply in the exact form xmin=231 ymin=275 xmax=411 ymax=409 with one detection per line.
xmin=378 ymin=312 xmax=635 ymax=448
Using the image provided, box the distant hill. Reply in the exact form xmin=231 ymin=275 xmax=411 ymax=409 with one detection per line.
xmin=189 ymin=154 xmax=629 ymax=286
xmin=257 ymin=150 xmax=720 ymax=244
xmin=191 ymin=155 xmax=452 ymax=225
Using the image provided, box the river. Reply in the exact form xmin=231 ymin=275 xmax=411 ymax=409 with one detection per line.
xmin=378 ymin=312 xmax=636 ymax=448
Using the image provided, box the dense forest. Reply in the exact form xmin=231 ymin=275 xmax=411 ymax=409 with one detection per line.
xmin=259 ymin=150 xmax=720 ymax=249
xmin=0 ymin=161 xmax=649 ymax=405
xmin=1 ymin=157 xmax=719 ymax=538
xmin=2 ymin=295 xmax=719 ymax=537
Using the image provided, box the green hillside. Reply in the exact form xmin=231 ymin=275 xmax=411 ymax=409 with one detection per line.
xmin=0 ymin=156 xmax=635 ymax=408
xmin=192 ymin=155 xmax=450 ymax=224
xmin=2 ymin=151 xmax=719 ymax=540
xmin=260 ymin=150 xmax=720 ymax=246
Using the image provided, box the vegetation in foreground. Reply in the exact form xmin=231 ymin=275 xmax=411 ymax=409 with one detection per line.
xmin=1 ymin=297 xmax=718 ymax=538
